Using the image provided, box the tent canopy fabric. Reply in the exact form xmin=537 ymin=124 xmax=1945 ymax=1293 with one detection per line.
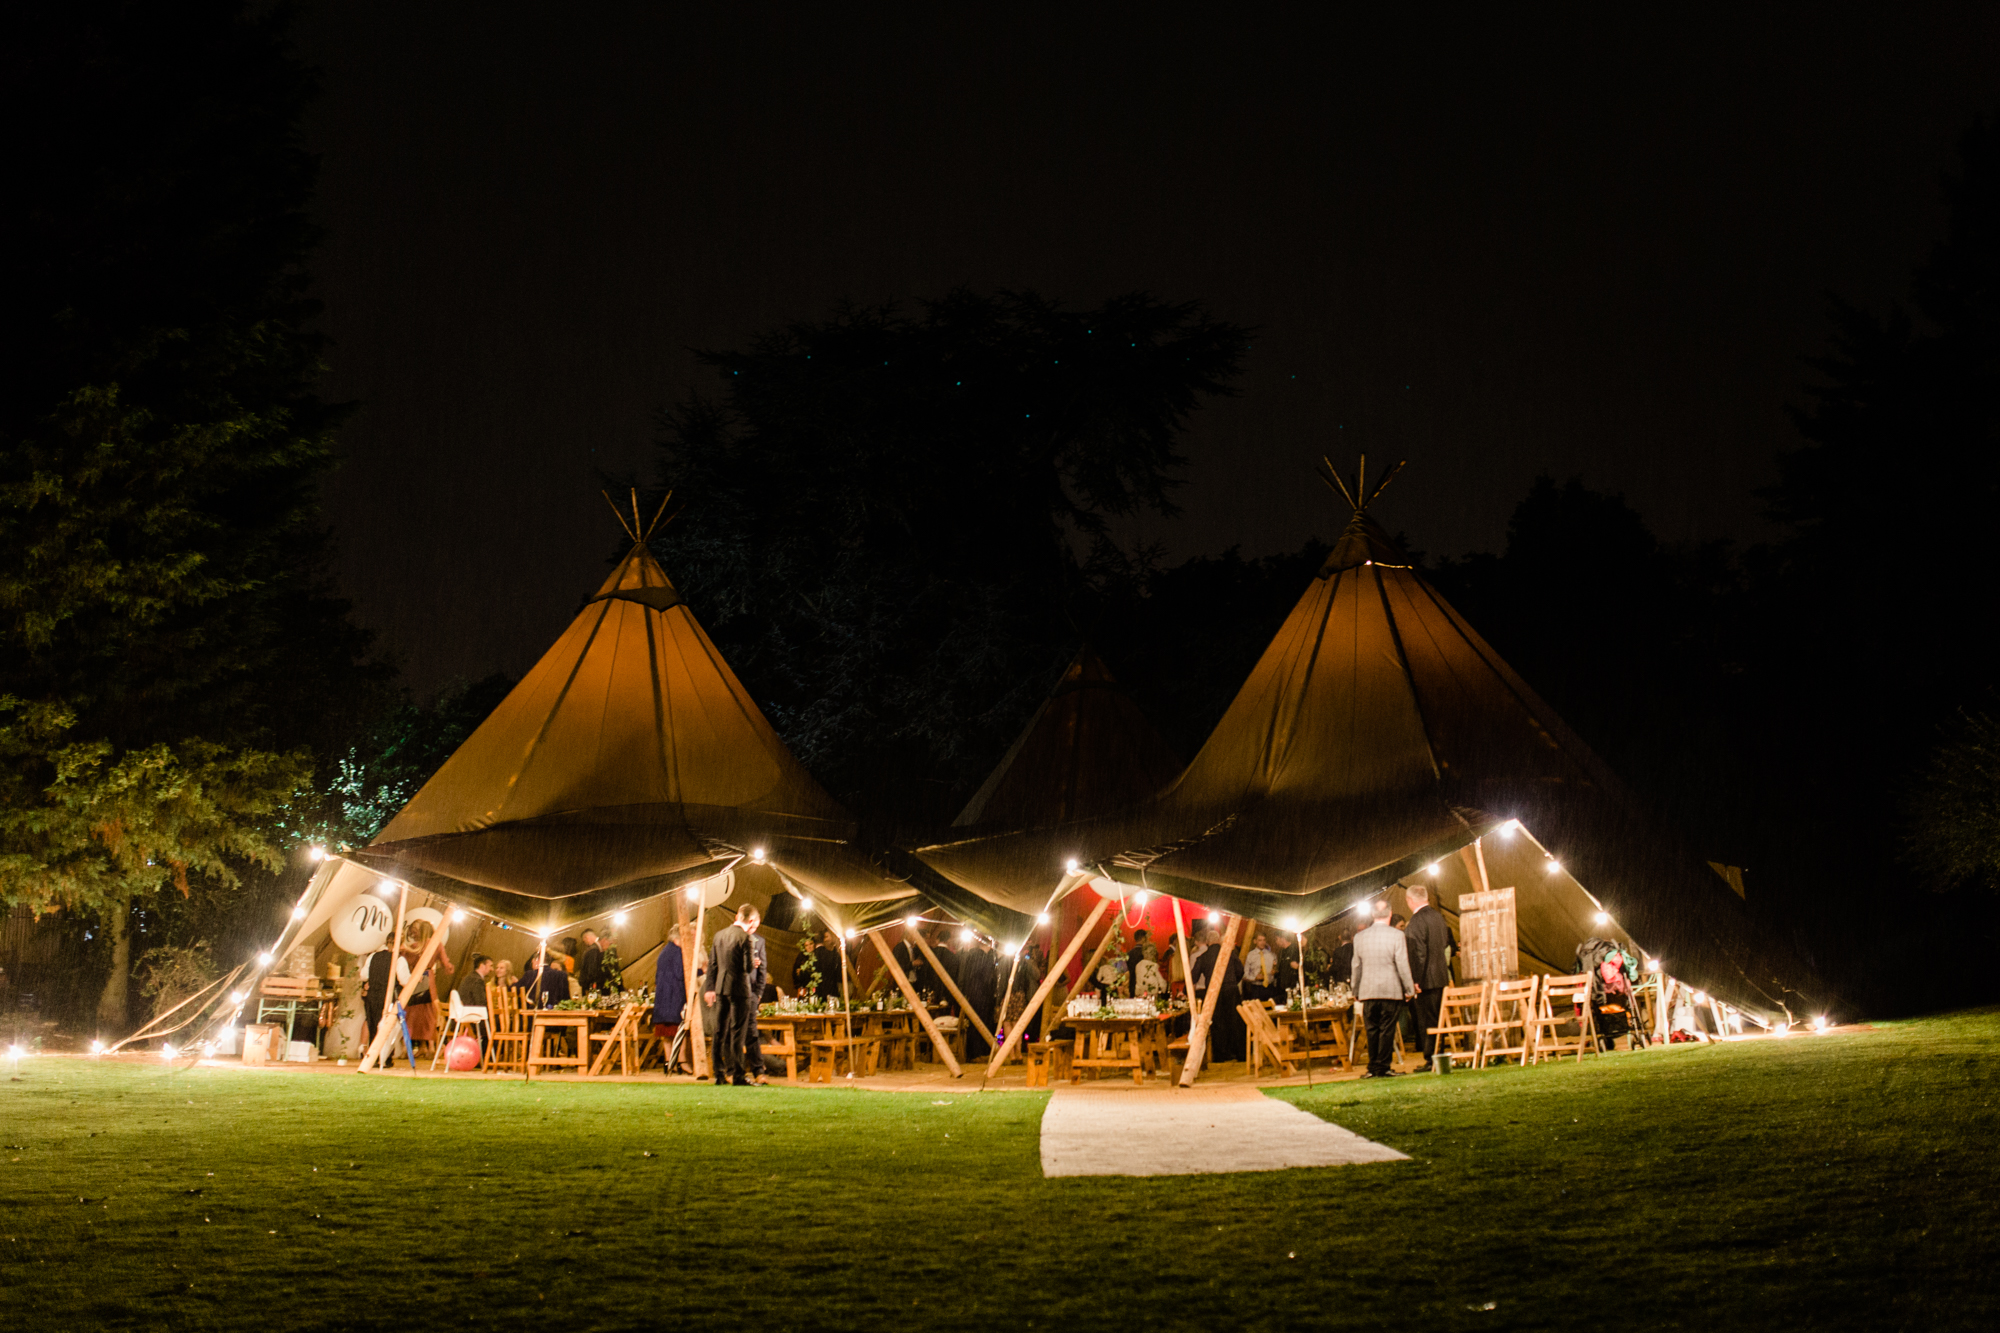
xmin=354 ymin=542 xmax=913 ymax=930
xmin=913 ymin=507 xmax=1827 ymax=1018
xmin=952 ymin=646 xmax=1182 ymax=831
xmin=893 ymin=647 xmax=1184 ymax=939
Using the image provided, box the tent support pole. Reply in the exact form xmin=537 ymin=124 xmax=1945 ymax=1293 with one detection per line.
xmin=1179 ymin=913 xmax=1243 ymax=1087
xmin=358 ymin=918 xmax=447 ymax=1073
xmin=866 ymin=929 xmax=961 ymax=1077
xmin=1170 ymin=896 xmax=1196 ymax=1012
xmin=908 ymin=929 xmax=999 ymax=1050
xmin=985 ymin=896 xmax=1112 ymax=1079
xmin=688 ymin=894 xmax=711 ymax=1080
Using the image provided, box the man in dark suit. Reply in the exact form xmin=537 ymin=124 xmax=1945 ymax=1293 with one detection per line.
xmin=1402 ymin=883 xmax=1456 ymax=1064
xmin=577 ymin=928 xmax=606 ymax=992
xmin=704 ymin=906 xmax=758 ymax=1086
xmin=742 ymin=917 xmax=773 ymax=1085
xmin=958 ymin=934 xmax=998 ymax=1059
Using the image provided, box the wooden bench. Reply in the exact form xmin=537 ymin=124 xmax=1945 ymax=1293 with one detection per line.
xmin=872 ymin=1029 xmax=916 ymax=1071
xmin=808 ymin=1036 xmax=880 ymax=1082
xmin=1023 ymin=1040 xmax=1074 ymax=1088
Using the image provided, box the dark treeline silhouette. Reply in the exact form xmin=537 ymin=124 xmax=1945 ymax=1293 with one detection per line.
xmin=651 ymin=121 xmax=2000 ymax=1018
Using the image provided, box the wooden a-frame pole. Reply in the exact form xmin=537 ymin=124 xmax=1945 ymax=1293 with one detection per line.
xmin=358 ymin=918 xmax=448 ymax=1073
xmin=1178 ymin=913 xmax=1243 ymax=1087
xmin=908 ymin=927 xmax=998 ymax=1050
xmin=688 ymin=892 xmax=711 ymax=1080
xmin=984 ymin=896 xmax=1112 ymax=1078
xmin=1170 ymin=895 xmax=1196 ymax=1009
xmin=865 ymin=929 xmax=962 ymax=1077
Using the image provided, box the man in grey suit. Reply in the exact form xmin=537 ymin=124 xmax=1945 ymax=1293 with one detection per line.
xmin=704 ymin=905 xmax=759 ymax=1087
xmin=1403 ymin=883 xmax=1455 ymax=1065
xmin=1351 ymin=899 xmax=1415 ymax=1078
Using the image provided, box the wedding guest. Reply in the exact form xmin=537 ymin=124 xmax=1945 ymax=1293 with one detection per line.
xmin=654 ymin=923 xmax=690 ymax=1070
xmin=1190 ymin=926 xmax=1247 ymax=1061
xmin=1243 ymin=932 xmax=1279 ymax=1004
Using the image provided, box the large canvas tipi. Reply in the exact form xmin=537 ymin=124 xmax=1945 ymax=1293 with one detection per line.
xmin=915 ymin=464 xmax=1824 ymax=1017
xmin=328 ymin=518 xmax=910 ymax=931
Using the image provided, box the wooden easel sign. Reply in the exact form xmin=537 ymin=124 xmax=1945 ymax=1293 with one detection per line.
xmin=1457 ymin=887 xmax=1519 ymax=980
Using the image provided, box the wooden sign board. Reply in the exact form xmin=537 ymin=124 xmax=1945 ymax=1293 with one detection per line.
xmin=1456 ymin=887 xmax=1518 ymax=980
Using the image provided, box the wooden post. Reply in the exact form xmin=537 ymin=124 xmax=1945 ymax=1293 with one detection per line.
xmin=908 ymin=928 xmax=999 ymax=1049
xmin=688 ymin=892 xmax=711 ymax=1080
xmin=984 ymin=896 xmax=1112 ymax=1078
xmin=866 ymin=930 xmax=961 ymax=1077
xmin=1178 ymin=913 xmax=1243 ymax=1087
xmin=358 ymin=919 xmax=448 ymax=1073
xmin=1170 ymin=895 xmax=1195 ymax=1006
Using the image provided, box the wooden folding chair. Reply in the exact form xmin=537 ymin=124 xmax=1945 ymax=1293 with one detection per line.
xmin=1240 ymin=1002 xmax=1300 ymax=1077
xmin=1427 ymin=982 xmax=1491 ymax=1065
xmin=1528 ymin=972 xmax=1596 ymax=1064
xmin=588 ymin=1003 xmax=645 ymax=1075
xmin=1475 ymin=976 xmax=1540 ymax=1068
xmin=484 ymin=985 xmax=530 ymax=1075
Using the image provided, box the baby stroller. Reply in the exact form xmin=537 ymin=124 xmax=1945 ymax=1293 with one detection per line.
xmin=1575 ymin=938 xmax=1650 ymax=1051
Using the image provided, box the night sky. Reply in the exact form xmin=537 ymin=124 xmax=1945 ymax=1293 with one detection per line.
xmin=295 ymin=5 xmax=2000 ymax=694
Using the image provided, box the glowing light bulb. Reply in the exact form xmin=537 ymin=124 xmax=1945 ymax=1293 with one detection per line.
xmin=1774 ymin=1022 xmax=1790 ymax=1037
xmin=161 ymin=1045 xmax=177 ymax=1060
xmin=1546 ymin=859 xmax=1562 ymax=875
xmin=1812 ymin=1015 xmax=1829 ymax=1031
xmin=1005 ymin=941 xmax=1020 ymax=956
xmin=89 ymin=1040 xmax=104 ymax=1054
xmin=256 ymin=951 xmax=273 ymax=966
xmin=1692 ymin=991 xmax=1708 ymax=1003
xmin=796 ymin=897 xmax=813 ymax=912
xmin=7 ymin=1044 xmax=22 ymax=1058
xmin=905 ymin=915 xmax=921 ymax=929
xmin=1427 ymin=862 xmax=1440 ymax=876
xmin=687 ymin=886 xmax=701 ymax=900
xmin=1036 ymin=913 xmax=1050 ymax=926
xmin=1593 ymin=910 xmax=1608 ymax=925
xmin=229 ymin=990 xmax=246 ymax=1004
xmin=611 ymin=910 xmax=627 ymax=927
xmin=1645 ymin=958 xmax=1661 ymax=973
xmin=376 ymin=880 xmax=397 ymax=897
xmin=1206 ymin=911 xmax=1222 ymax=925
xmin=958 ymin=929 xmax=973 ymax=945
xmin=1285 ymin=917 xmax=1300 ymax=932
xmin=452 ymin=908 xmax=468 ymax=923
xmin=1135 ymin=890 xmax=1151 ymax=906
xmin=1355 ymin=901 xmax=1373 ymax=916
xmin=1065 ymin=858 xmax=1081 ymax=875
xmin=1500 ymin=820 xmax=1519 ymax=839
xmin=308 ymin=845 xmax=327 ymax=862
xmin=751 ymin=847 xmax=766 ymax=863
xmin=843 ymin=928 xmax=857 ymax=941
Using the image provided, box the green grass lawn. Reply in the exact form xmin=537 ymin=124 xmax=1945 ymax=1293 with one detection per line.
xmin=3 ymin=1011 xmax=1996 ymax=1332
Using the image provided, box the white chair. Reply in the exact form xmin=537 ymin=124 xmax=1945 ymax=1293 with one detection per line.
xmin=430 ymin=989 xmax=491 ymax=1070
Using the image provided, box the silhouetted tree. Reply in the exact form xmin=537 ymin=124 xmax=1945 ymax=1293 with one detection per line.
xmin=650 ymin=291 xmax=1246 ymax=828
xmin=0 ymin=3 xmax=385 ymax=1025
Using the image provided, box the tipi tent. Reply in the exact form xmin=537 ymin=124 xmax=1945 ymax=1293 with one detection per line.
xmin=909 ymin=646 xmax=1182 ymax=934
xmin=914 ymin=464 xmax=1826 ymax=1018
xmin=300 ymin=513 xmax=912 ymax=946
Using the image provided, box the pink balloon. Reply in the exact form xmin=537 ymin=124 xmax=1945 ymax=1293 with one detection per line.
xmin=445 ymin=1034 xmax=482 ymax=1071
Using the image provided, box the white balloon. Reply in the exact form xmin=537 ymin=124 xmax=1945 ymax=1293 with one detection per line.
xmin=331 ymin=896 xmax=395 ymax=954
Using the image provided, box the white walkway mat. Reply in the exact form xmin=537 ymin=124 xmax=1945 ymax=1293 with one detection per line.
xmin=1039 ymin=1084 xmax=1408 ymax=1177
